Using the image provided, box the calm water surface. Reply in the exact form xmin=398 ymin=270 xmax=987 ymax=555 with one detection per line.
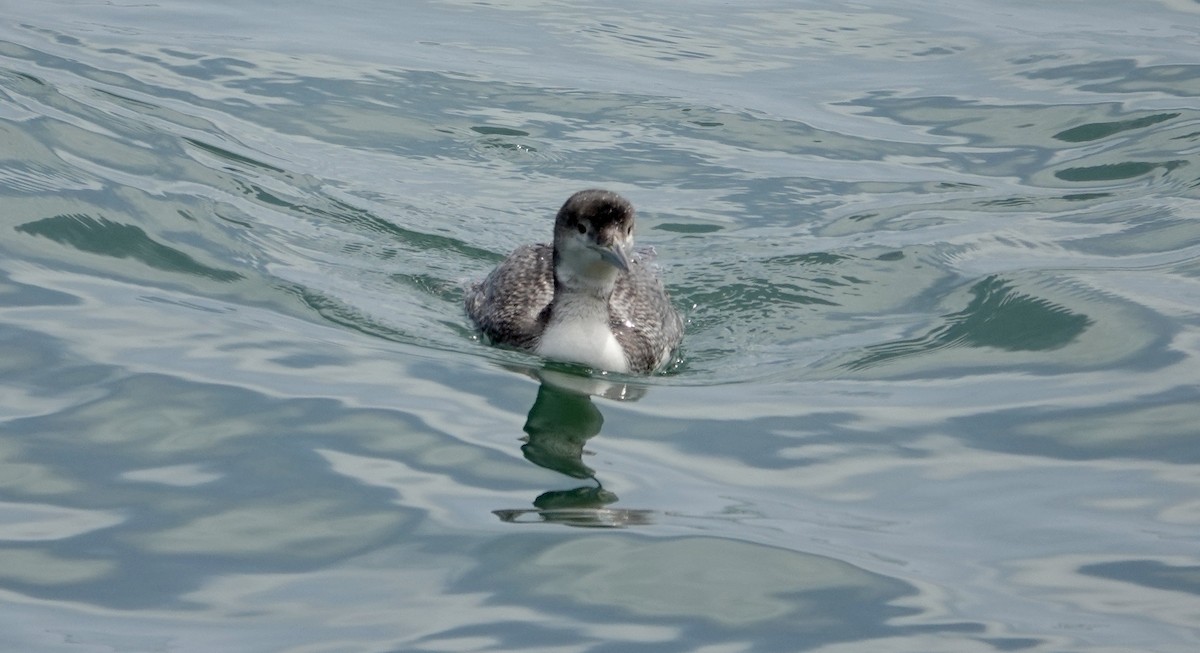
xmin=2 ymin=1 xmax=1200 ymax=651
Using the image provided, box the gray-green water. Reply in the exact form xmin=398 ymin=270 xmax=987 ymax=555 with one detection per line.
xmin=3 ymin=1 xmax=1200 ymax=651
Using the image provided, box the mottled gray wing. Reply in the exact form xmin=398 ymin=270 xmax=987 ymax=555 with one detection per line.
xmin=464 ymin=243 xmax=554 ymax=351
xmin=609 ymin=254 xmax=684 ymax=373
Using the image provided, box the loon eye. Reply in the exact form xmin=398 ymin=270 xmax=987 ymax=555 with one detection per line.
xmin=576 ymin=223 xmax=586 ymax=235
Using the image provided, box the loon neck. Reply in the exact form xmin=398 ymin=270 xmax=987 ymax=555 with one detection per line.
xmin=552 ymin=249 xmax=620 ymax=301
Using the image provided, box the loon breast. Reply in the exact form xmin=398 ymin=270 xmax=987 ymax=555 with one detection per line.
xmin=535 ymin=302 xmax=630 ymax=373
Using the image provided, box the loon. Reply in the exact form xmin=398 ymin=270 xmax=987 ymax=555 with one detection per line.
xmin=465 ymin=189 xmax=683 ymax=374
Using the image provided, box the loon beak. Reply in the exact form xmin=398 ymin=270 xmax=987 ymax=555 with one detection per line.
xmin=592 ymin=242 xmax=631 ymax=271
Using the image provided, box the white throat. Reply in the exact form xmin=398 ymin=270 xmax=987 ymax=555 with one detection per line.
xmin=552 ymin=237 xmax=621 ymax=297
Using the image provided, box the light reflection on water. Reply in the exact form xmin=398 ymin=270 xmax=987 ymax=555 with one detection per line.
xmin=2 ymin=0 xmax=1200 ymax=651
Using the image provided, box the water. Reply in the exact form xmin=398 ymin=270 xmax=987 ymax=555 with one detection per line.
xmin=2 ymin=1 xmax=1199 ymax=651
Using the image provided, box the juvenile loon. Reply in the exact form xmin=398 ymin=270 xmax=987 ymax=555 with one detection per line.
xmin=465 ymin=189 xmax=683 ymax=374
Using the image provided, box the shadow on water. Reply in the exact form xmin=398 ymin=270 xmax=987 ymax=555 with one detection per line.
xmin=846 ymin=275 xmax=1093 ymax=371
xmin=15 ymin=214 xmax=245 ymax=282
xmin=493 ymin=371 xmax=655 ymax=529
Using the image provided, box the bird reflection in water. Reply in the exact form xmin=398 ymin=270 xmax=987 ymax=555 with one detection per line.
xmin=493 ymin=367 xmax=655 ymax=528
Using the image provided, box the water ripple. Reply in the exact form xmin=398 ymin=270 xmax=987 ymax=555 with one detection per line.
xmin=2 ymin=3 xmax=1200 ymax=651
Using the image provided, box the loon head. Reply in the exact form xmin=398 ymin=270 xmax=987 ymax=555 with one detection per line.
xmin=552 ymin=189 xmax=634 ymax=292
